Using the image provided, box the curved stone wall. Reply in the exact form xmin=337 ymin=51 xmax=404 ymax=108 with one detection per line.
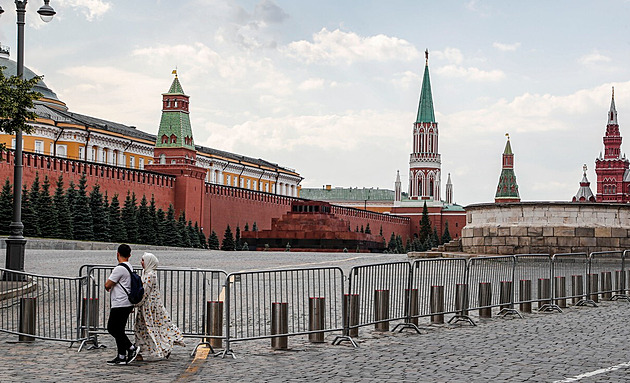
xmin=461 ymin=202 xmax=630 ymax=255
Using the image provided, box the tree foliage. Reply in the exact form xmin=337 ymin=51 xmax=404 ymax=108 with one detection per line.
xmin=0 ymin=67 xmax=41 ymax=152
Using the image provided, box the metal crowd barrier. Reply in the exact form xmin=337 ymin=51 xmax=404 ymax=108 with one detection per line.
xmin=80 ymin=265 xmax=226 ymax=352
xmin=552 ymin=253 xmax=591 ymax=307
xmin=221 ymin=267 xmax=344 ymax=358
xmin=513 ymin=254 xmax=556 ymax=312
xmin=0 ymin=267 xmax=86 ymax=344
xmin=466 ymin=256 xmax=520 ymax=318
xmin=589 ymin=251 xmax=625 ymax=301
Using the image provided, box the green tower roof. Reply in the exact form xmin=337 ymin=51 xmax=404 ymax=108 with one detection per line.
xmin=503 ymin=139 xmax=513 ymax=155
xmin=166 ymin=75 xmax=185 ymax=95
xmin=495 ymin=168 xmax=520 ymax=199
xmin=416 ymin=52 xmax=435 ymax=123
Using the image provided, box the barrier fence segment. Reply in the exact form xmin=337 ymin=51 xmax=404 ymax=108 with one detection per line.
xmin=589 ymin=251 xmax=624 ymax=301
xmin=406 ymin=258 xmax=470 ymax=327
xmin=222 ymin=267 xmax=344 ymax=358
xmin=551 ymin=253 xmax=592 ymax=307
xmin=81 ymin=266 xmax=226 ymax=352
xmin=513 ymin=254 xmax=558 ymax=312
xmin=0 ymin=267 xmax=85 ymax=344
xmin=466 ymin=256 xmax=520 ymax=318
xmin=346 ymin=262 xmax=411 ymax=335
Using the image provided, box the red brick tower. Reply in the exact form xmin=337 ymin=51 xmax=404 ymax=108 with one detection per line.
xmin=595 ymin=87 xmax=630 ymax=202
xmin=495 ymin=134 xmax=520 ymax=203
xmin=146 ymin=71 xmax=207 ymax=226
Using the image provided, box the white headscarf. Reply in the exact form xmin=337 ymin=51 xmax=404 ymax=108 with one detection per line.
xmin=142 ymin=252 xmax=159 ymax=275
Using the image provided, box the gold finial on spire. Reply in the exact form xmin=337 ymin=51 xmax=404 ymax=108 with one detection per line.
xmin=425 ymin=49 xmax=429 ymax=65
xmin=505 ymin=132 xmax=510 ymax=140
xmin=583 ymin=163 xmax=588 ymax=174
xmin=612 ymin=86 xmax=615 ymax=100
xmin=172 ymin=68 xmax=178 ymax=78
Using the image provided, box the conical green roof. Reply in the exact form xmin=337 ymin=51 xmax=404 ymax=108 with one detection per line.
xmin=416 ymin=63 xmax=435 ymax=123
xmin=495 ymin=169 xmax=519 ymax=199
xmin=503 ymin=139 xmax=513 ymax=155
xmin=166 ymin=76 xmax=185 ymax=95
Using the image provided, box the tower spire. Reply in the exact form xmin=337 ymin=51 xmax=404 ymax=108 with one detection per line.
xmin=416 ymin=50 xmax=435 ymax=123
xmin=495 ymin=134 xmax=520 ymax=203
xmin=572 ymin=164 xmax=595 ymax=202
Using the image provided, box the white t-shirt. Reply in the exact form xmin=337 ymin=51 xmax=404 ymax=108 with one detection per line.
xmin=108 ymin=262 xmax=133 ymax=308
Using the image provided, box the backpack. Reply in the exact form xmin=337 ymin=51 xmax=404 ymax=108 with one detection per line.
xmin=118 ymin=263 xmax=145 ymax=305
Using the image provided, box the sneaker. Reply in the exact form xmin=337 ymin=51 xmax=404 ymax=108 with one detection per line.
xmin=127 ymin=346 xmax=140 ymax=364
xmin=107 ymin=356 xmax=127 ymax=365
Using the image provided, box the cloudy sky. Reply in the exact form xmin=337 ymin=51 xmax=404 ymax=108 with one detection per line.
xmin=0 ymin=0 xmax=628 ymax=206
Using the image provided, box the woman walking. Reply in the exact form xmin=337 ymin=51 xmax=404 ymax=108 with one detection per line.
xmin=134 ymin=252 xmax=185 ymax=360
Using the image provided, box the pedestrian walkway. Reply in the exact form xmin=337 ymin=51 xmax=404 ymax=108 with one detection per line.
xmin=1 ymin=300 xmax=629 ymax=382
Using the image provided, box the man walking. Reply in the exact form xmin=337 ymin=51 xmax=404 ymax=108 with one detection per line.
xmin=105 ymin=244 xmax=140 ymax=365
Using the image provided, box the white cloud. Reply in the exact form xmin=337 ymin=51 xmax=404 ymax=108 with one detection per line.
xmin=435 ymin=65 xmax=505 ymax=82
xmin=298 ymin=78 xmax=325 ymax=91
xmin=283 ymin=28 xmax=420 ymax=65
xmin=579 ymin=51 xmax=612 ymax=65
xmin=493 ymin=42 xmax=521 ymax=52
xmin=391 ymin=70 xmax=421 ymax=89
xmin=58 ymin=0 xmax=112 ymax=21
xmin=432 ymin=47 xmax=464 ymax=64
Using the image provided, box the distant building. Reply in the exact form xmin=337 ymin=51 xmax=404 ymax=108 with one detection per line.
xmin=573 ymin=165 xmax=596 ymax=202
xmin=595 ymin=88 xmax=630 ymax=202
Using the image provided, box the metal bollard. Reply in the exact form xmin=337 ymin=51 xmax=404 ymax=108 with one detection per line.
xmin=519 ymin=279 xmax=532 ymax=313
xmin=615 ymin=270 xmax=625 ymax=295
xmin=499 ymin=281 xmax=512 ymax=310
xmin=554 ymin=276 xmax=567 ymax=308
xmin=455 ymin=283 xmax=469 ymax=316
xmin=587 ymin=273 xmax=599 ymax=302
xmin=271 ymin=302 xmax=288 ymax=350
xmin=601 ymin=271 xmax=613 ymax=300
xmin=478 ymin=282 xmax=492 ymax=318
xmin=571 ymin=275 xmax=584 ymax=305
xmin=19 ymin=297 xmax=36 ymax=342
xmin=308 ymin=297 xmax=325 ymax=343
xmin=81 ymin=298 xmax=99 ymax=338
xmin=537 ymin=278 xmax=551 ymax=309
xmin=430 ymin=285 xmax=445 ymax=324
xmin=405 ymin=289 xmax=419 ymax=326
xmin=206 ymin=301 xmax=223 ymax=349
xmin=344 ymin=294 xmax=359 ymax=337
xmin=374 ymin=290 xmax=390 ymax=331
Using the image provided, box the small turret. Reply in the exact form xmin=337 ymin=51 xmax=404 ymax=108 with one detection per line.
xmin=495 ymin=134 xmax=520 ymax=203
xmin=572 ymin=164 xmax=595 ymax=202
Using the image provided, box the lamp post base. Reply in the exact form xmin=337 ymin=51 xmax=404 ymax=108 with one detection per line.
xmin=3 ymin=237 xmax=27 ymax=281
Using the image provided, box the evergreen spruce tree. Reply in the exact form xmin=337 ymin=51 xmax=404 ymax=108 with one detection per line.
xmin=149 ymin=196 xmax=159 ymax=245
xmin=432 ymin=227 xmax=440 ymax=246
xmin=365 ymin=223 xmax=371 ymax=234
xmin=155 ymin=208 xmax=167 ymax=246
xmin=196 ymin=222 xmax=207 ymax=249
xmin=22 ymin=183 xmax=38 ymax=237
xmin=107 ymin=194 xmax=127 ymax=243
xmin=177 ymin=211 xmax=191 ymax=248
xmin=38 ymin=176 xmax=57 ymax=238
xmin=121 ymin=192 xmax=138 ymax=243
xmin=419 ymin=201 xmax=431 ymax=242
xmin=379 ymin=225 xmax=383 ymax=237
xmin=252 ymin=222 xmax=258 ymax=232
xmin=28 ymin=172 xmax=41 ymax=237
xmin=164 ymin=205 xmax=181 ymax=247
xmin=0 ymin=178 xmax=13 ymax=235
xmin=221 ymin=225 xmax=235 ymax=251
xmin=208 ymin=230 xmax=220 ymax=250
xmin=244 ymin=222 xmax=249 ymax=232
xmin=395 ymin=235 xmax=405 ymax=254
xmin=189 ymin=221 xmax=201 ymax=248
xmin=53 ymin=176 xmax=72 ymax=239
xmin=89 ymin=184 xmax=109 ymax=242
xmin=355 ymin=226 xmax=359 ymax=232
xmin=360 ymin=225 xmax=364 ymax=233
xmin=387 ymin=232 xmax=397 ymax=253
xmin=136 ymin=195 xmax=153 ymax=245
xmin=65 ymin=181 xmax=77 ymax=238
xmin=442 ymin=221 xmax=452 ymax=244
xmin=235 ymin=225 xmax=241 ymax=249
xmin=73 ymin=174 xmax=93 ymax=241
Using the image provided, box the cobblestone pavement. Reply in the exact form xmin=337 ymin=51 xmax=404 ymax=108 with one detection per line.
xmin=0 ymin=300 xmax=629 ymax=382
xmin=2 ymin=249 xmax=630 ymax=382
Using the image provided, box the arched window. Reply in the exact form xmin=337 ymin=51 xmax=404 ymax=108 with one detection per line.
xmin=160 ymin=154 xmax=166 ymax=164
xmin=161 ymin=135 xmax=168 ymax=144
xmin=418 ymin=178 xmax=422 ymax=196
xmin=429 ymin=179 xmax=434 ymax=197
xmin=170 ymin=134 xmax=177 ymax=143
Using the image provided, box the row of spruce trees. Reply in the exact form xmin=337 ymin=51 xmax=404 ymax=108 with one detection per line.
xmin=0 ymin=172 xmax=221 ymax=249
xmin=384 ymin=202 xmax=452 ymax=254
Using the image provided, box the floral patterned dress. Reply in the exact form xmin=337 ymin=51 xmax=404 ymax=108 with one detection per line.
xmin=134 ymin=271 xmax=185 ymax=359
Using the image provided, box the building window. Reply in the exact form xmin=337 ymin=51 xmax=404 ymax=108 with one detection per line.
xmin=160 ymin=154 xmax=166 ymax=164
xmin=79 ymin=146 xmax=85 ymax=160
xmin=56 ymin=145 xmax=67 ymax=158
xmin=161 ymin=135 xmax=168 ymax=144
xmin=34 ymin=140 xmax=44 ymax=154
xmin=170 ymin=134 xmax=177 ymax=143
xmin=91 ymin=148 xmax=96 ymax=162
xmin=226 ymin=175 xmax=231 ymax=185
xmin=130 ymin=156 xmax=135 ymax=168
xmin=139 ymin=158 xmax=144 ymax=169
xmin=112 ymin=152 xmax=117 ymax=165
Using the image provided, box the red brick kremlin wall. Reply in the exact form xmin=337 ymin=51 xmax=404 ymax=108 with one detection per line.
xmin=1 ymin=151 xmax=412 ymax=244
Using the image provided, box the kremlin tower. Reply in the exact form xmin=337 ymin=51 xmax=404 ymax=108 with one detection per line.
xmin=409 ymin=50 xmax=441 ymax=201
xmin=573 ymin=165 xmax=595 ymax=202
xmin=495 ymin=134 xmax=520 ymax=203
xmin=594 ymin=88 xmax=630 ymax=203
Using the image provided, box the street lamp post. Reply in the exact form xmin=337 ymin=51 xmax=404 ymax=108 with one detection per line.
xmin=1 ymin=0 xmax=56 ymax=280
